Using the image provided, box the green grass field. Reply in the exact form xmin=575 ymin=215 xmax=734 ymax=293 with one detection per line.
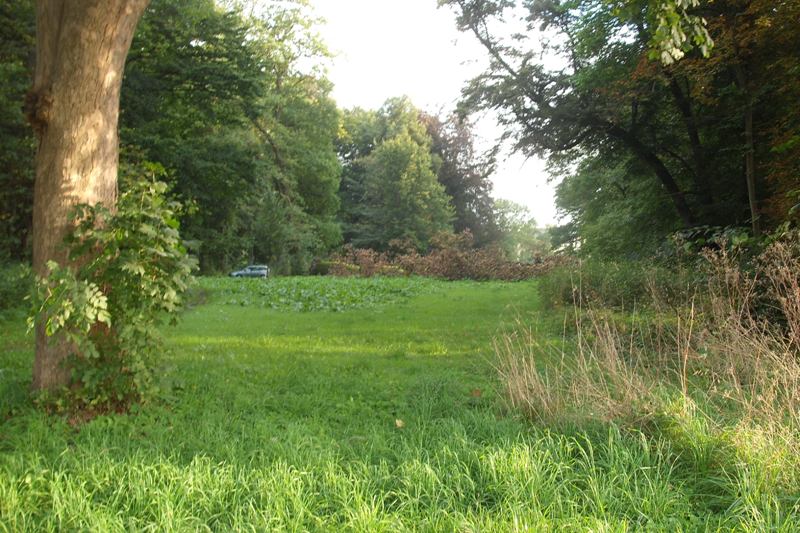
xmin=0 ymin=277 xmax=794 ymax=530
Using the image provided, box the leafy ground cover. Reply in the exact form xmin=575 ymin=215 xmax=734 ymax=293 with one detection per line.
xmin=0 ymin=276 xmax=791 ymax=530
xmin=201 ymin=276 xmax=438 ymax=312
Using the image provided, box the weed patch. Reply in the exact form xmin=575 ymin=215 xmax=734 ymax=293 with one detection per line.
xmin=496 ymin=234 xmax=800 ymax=527
xmin=202 ymin=275 xmax=437 ymax=312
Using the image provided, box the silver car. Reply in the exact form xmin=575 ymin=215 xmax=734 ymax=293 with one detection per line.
xmin=229 ymin=265 xmax=270 ymax=278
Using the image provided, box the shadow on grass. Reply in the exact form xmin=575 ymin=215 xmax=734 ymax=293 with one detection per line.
xmin=1 ymin=281 xmax=792 ymax=529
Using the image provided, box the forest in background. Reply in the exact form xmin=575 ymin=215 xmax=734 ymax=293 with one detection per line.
xmin=1 ymin=0 xmax=798 ymax=272
xmin=445 ymin=0 xmax=799 ymax=256
xmin=0 ymin=0 xmax=545 ymax=275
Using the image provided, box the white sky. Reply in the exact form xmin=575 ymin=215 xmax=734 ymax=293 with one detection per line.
xmin=308 ymin=0 xmax=560 ymax=227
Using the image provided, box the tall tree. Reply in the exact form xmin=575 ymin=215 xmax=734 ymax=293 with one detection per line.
xmin=337 ymin=107 xmax=383 ymax=244
xmin=444 ymin=0 xmax=799 ymax=256
xmin=121 ymin=0 xmax=341 ymax=273
xmin=338 ymin=98 xmax=454 ymax=250
xmin=361 ymin=131 xmax=454 ymax=249
xmin=446 ymin=0 xmax=699 ymax=227
xmin=422 ymin=113 xmax=501 ymax=246
xmin=27 ymin=0 xmax=149 ymax=391
xmin=494 ymin=199 xmax=550 ymax=260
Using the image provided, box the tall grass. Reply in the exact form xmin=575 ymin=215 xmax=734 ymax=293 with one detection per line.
xmin=5 ymin=277 xmax=790 ymax=529
xmin=497 ymin=234 xmax=800 ymax=523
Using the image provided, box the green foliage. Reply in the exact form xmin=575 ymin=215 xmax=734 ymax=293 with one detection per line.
xmin=555 ymin=156 xmax=685 ymax=259
xmin=606 ymin=0 xmax=714 ymax=64
xmin=0 ymin=0 xmax=342 ymax=269
xmin=3 ymin=278 xmax=799 ymax=528
xmin=538 ymin=259 xmax=699 ymax=309
xmin=29 ymin=174 xmax=196 ymax=410
xmin=423 ymin=113 xmax=501 ymax=246
xmin=670 ymin=225 xmax=758 ymax=257
xmin=338 ymin=98 xmax=454 ymax=251
xmin=200 ymin=275 xmax=435 ymax=312
xmin=447 ymin=0 xmax=799 ymax=259
xmin=119 ymin=0 xmax=341 ymax=274
xmin=0 ymin=263 xmax=31 ymax=316
xmin=646 ymin=0 xmax=713 ymax=64
xmin=0 ymin=0 xmax=35 ymax=261
xmin=493 ymin=199 xmax=551 ymax=261
xmin=361 ymin=132 xmax=454 ymax=249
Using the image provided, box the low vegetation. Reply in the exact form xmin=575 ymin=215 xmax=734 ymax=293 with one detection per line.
xmin=326 ymin=232 xmax=560 ymax=281
xmin=496 ymin=234 xmax=800 ymax=529
xmin=29 ymin=176 xmax=194 ymax=412
xmin=537 ymin=258 xmax=699 ymax=310
xmin=200 ymin=275 xmax=437 ymax=312
xmin=3 ymin=270 xmax=800 ymax=529
xmin=1 ymin=0 xmax=798 ymax=529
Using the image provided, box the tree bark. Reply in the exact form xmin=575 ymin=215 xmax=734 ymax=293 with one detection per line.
xmin=666 ymin=74 xmax=714 ymax=207
xmin=742 ymin=102 xmax=759 ymax=235
xmin=28 ymin=0 xmax=149 ymax=392
xmin=729 ymin=22 xmax=761 ymax=236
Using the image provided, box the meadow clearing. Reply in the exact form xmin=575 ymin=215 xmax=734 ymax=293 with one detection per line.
xmin=1 ymin=276 xmax=798 ymax=531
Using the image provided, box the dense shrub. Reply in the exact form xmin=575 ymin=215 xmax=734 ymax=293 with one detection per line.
xmin=30 ymin=176 xmax=196 ymax=411
xmin=328 ymin=231 xmax=562 ymax=281
xmin=538 ymin=259 xmax=701 ymax=309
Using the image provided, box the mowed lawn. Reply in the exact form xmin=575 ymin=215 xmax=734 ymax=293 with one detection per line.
xmin=0 ymin=277 xmax=770 ymax=531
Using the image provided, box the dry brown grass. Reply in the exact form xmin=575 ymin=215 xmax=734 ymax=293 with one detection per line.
xmin=494 ymin=311 xmax=657 ymax=426
xmin=496 ymin=233 xmax=800 ymax=486
xmin=326 ymin=231 xmax=566 ymax=281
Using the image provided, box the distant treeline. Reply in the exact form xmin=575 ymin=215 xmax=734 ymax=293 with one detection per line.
xmin=0 ymin=0 xmax=545 ymax=273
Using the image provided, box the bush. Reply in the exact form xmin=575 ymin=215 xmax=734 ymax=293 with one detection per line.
xmin=538 ymin=259 xmax=700 ymax=310
xmin=328 ymin=231 xmax=563 ymax=281
xmin=30 ymin=175 xmax=196 ymax=412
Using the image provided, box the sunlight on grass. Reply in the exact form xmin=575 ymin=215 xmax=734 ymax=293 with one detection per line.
xmin=1 ymin=277 xmax=794 ymax=530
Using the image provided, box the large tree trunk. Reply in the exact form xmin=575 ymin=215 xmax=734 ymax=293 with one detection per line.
xmin=27 ymin=0 xmax=149 ymax=392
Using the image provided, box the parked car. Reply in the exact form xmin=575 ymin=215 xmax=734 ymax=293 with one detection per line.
xmin=229 ymin=265 xmax=270 ymax=278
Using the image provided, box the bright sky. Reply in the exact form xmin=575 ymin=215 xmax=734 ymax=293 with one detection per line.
xmin=309 ymin=0 xmax=560 ymax=227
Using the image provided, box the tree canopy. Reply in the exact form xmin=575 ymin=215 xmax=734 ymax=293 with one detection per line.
xmin=121 ymin=0 xmax=342 ymax=274
xmin=0 ymin=0 xmax=35 ymax=261
xmin=445 ymin=0 xmax=800 ymax=258
xmin=1 ymin=0 xmax=536 ymax=273
xmin=12 ymin=0 xmax=791 ymax=271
